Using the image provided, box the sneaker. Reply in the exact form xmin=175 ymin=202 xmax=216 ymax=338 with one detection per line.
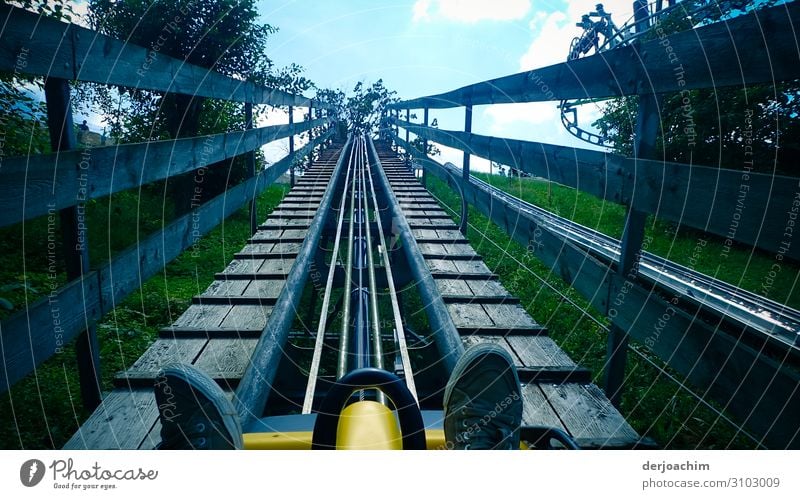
xmin=154 ymin=363 xmax=243 ymax=450
xmin=443 ymin=343 xmax=522 ymax=449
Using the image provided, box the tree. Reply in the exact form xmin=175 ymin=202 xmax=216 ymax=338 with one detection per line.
xmin=85 ymin=0 xmax=314 ymax=212
xmin=1 ymin=1 xmax=76 ymax=158
xmin=409 ymin=136 xmax=440 ymax=158
xmin=315 ymin=87 xmax=348 ymax=140
xmin=407 ymin=111 xmax=440 ymax=158
xmin=345 ymin=79 xmax=397 ymax=134
xmin=593 ymin=84 xmax=800 ymax=174
xmin=591 ymin=0 xmax=798 ymax=174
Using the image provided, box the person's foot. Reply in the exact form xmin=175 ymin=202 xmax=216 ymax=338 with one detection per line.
xmin=443 ymin=343 xmax=522 ymax=449
xmin=154 ymin=363 xmax=242 ymax=449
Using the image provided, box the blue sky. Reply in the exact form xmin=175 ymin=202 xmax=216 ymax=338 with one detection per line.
xmin=69 ymin=0 xmax=643 ymax=169
xmin=258 ymin=0 xmax=641 ymax=169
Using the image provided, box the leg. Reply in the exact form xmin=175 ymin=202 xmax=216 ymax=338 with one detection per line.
xmin=443 ymin=343 xmax=523 ymax=449
xmin=154 ymin=363 xmax=243 ymax=449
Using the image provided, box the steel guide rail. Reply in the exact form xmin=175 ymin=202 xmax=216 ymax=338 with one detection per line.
xmin=302 ymin=139 xmax=358 ymax=413
xmin=436 ymin=161 xmax=800 ymax=354
xmin=367 ymin=137 xmax=465 ymax=375
xmin=235 ymin=137 xmax=352 ymax=428
xmin=360 ymin=138 xmax=386 ymax=372
xmin=397 ymin=145 xmax=800 ymax=448
xmin=364 ymin=140 xmax=418 ymax=402
xmin=338 ymin=138 xmax=358 ymax=378
xmin=303 ymin=135 xmax=417 ymax=412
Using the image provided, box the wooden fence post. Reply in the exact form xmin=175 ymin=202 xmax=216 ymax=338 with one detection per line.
xmin=308 ymin=100 xmax=314 ymax=170
xmin=44 ymin=77 xmax=102 ymax=411
xmin=421 ymin=107 xmax=429 ymax=187
xmin=460 ymin=105 xmax=473 ymax=235
xmin=404 ymin=109 xmax=411 ymax=170
xmin=603 ymin=0 xmax=656 ymax=407
xmin=388 ymin=109 xmax=394 ymax=146
xmin=404 ymin=110 xmax=410 ymax=147
xmin=288 ymin=105 xmax=295 ymax=186
xmin=245 ymin=102 xmax=257 ymax=234
xmin=384 ymin=110 xmax=389 ymax=145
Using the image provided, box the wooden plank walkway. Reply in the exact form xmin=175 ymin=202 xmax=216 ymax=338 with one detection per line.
xmin=376 ymin=146 xmax=641 ymax=449
xmin=64 ymin=148 xmax=343 ymax=449
xmin=66 ymin=142 xmax=641 ymax=450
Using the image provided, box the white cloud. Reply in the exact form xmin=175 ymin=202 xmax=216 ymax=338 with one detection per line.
xmin=520 ymin=1 xmax=634 ymax=70
xmin=259 ymin=107 xmax=308 ymax=165
xmin=71 ymin=0 xmax=92 ymax=28
xmin=412 ymin=0 xmax=531 ymax=23
xmin=413 ymin=0 xmax=432 ymax=22
xmin=434 ymin=144 xmax=492 ymax=173
xmin=484 ymin=101 xmax=558 ymax=129
xmin=483 ymin=1 xmax=635 ymax=146
xmin=519 ymin=11 xmax=569 ymax=70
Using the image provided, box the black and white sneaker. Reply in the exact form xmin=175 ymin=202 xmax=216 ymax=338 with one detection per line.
xmin=443 ymin=343 xmax=523 ymax=450
xmin=154 ymin=363 xmax=242 ymax=450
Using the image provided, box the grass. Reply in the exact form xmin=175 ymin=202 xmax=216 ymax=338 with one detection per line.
xmin=0 ymin=183 xmax=289 ymax=449
xmin=2 ymin=163 xmax=793 ymax=449
xmin=475 ymin=173 xmax=800 ymax=309
xmin=426 ymin=173 xmax=785 ymax=449
xmin=0 ymin=185 xmax=176 ymax=321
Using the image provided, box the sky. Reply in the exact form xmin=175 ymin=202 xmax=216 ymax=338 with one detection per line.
xmin=68 ymin=0 xmax=644 ymax=170
xmin=256 ymin=0 xmax=642 ymax=169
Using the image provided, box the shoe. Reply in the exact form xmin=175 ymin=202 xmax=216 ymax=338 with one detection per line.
xmin=443 ymin=343 xmax=522 ymax=449
xmin=154 ymin=363 xmax=243 ymax=449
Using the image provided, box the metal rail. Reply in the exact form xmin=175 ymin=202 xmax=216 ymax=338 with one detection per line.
xmin=367 ymin=138 xmax=465 ymax=375
xmin=438 ymin=161 xmax=800 ymax=354
xmin=302 ymin=139 xmax=357 ymax=414
xmin=338 ymin=138 xmax=359 ymax=378
xmin=364 ymin=142 xmax=418 ymax=402
xmin=361 ymin=140 xmax=385 ymax=371
xmin=304 ymin=134 xmax=415 ymax=412
xmin=405 ymin=146 xmax=800 ymax=448
xmin=348 ymin=136 xmax=374 ymax=373
xmin=235 ymin=137 xmax=351 ymax=428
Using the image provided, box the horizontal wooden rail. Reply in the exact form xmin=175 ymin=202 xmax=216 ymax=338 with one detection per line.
xmin=0 ymin=118 xmax=328 ymax=227
xmin=392 ymin=117 xmax=624 ymax=199
xmin=0 ymin=130 xmax=332 ymax=392
xmin=0 ymin=4 xmax=316 ymax=107
xmin=389 ymin=3 xmax=800 ymax=109
xmin=394 ymin=134 xmax=800 ymax=449
xmin=392 ymin=118 xmax=800 ymax=261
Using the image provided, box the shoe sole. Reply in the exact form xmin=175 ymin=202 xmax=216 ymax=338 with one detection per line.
xmin=158 ymin=363 xmax=243 ymax=449
xmin=443 ymin=343 xmax=522 ymax=449
xmin=443 ymin=343 xmax=521 ymax=410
